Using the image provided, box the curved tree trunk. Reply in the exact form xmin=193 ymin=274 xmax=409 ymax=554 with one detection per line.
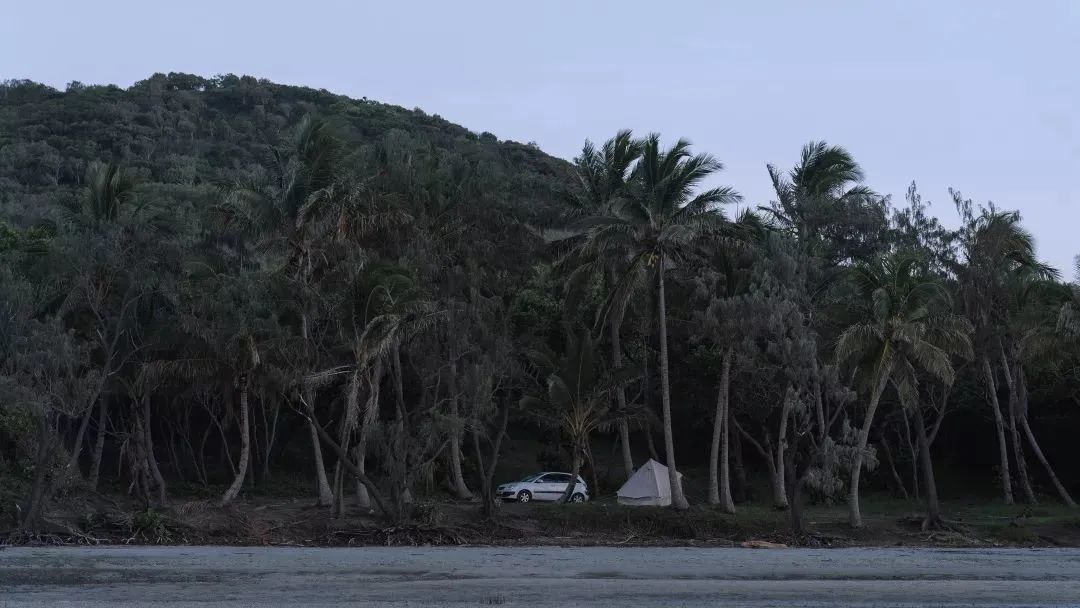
xmin=447 ymin=362 xmax=472 ymax=500
xmin=983 ymin=358 xmax=1014 ymax=505
xmin=89 ymin=395 xmax=108 ymax=489
xmin=656 ymin=257 xmax=689 ymax=510
xmin=143 ymin=393 xmax=168 ymax=506
xmin=876 ymin=425 xmax=909 ymax=500
xmin=913 ymin=406 xmax=942 ymax=529
xmin=849 ymin=365 xmax=892 ymax=528
xmin=1017 ymin=367 xmax=1075 ymax=507
xmin=65 ymin=401 xmax=95 ymax=479
xmin=1001 ymin=351 xmax=1036 ymax=504
xmin=20 ymin=416 xmax=54 ymax=533
xmin=221 ymin=375 xmax=251 ymax=505
xmin=734 ymin=419 xmax=785 ymax=508
xmin=309 ymin=419 xmax=334 ymax=506
xmin=708 ymin=347 xmax=735 ymax=512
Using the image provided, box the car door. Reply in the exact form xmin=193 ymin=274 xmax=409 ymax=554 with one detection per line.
xmin=530 ymin=474 xmax=557 ymax=500
xmin=549 ymin=473 xmax=572 ymax=499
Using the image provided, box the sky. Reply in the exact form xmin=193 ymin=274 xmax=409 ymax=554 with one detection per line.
xmin=2 ymin=1 xmax=1078 ymax=275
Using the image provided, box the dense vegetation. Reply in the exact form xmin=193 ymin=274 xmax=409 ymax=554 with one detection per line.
xmin=2 ymin=74 xmax=1078 ymax=538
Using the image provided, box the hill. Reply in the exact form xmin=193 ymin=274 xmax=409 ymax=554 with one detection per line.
xmin=0 ymin=73 xmax=574 ymax=229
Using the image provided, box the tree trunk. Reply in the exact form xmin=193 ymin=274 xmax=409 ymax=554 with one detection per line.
xmin=306 ymin=388 xmax=334 ymax=507
xmin=447 ymin=362 xmax=472 ymax=499
xmin=735 ymin=419 xmax=785 ymax=509
xmin=731 ymin=426 xmax=748 ymax=503
xmin=708 ymin=381 xmax=723 ymax=506
xmin=767 ymin=433 xmax=788 ymax=509
xmin=20 ymin=417 xmax=54 ymax=533
xmin=354 ymin=449 xmax=371 ymax=509
xmin=65 ymin=400 xmax=95 ymax=478
xmin=784 ymin=435 xmax=805 ymax=536
xmin=261 ymin=400 xmax=279 ymax=480
xmin=89 ymin=395 xmax=108 ymax=489
xmin=718 ymin=354 xmax=735 ymax=514
xmin=1016 ymin=367 xmax=1076 ymax=507
xmin=143 ymin=393 xmax=168 ymax=506
xmin=877 ymin=425 xmax=910 ymax=500
xmin=983 ymin=358 xmax=1014 ymax=505
xmin=900 ymin=409 xmax=919 ymax=500
xmin=610 ymin=294 xmax=634 ymax=480
xmin=473 ymin=398 xmax=511 ymax=519
xmin=775 ymin=389 xmax=793 ymax=509
xmin=656 ymin=256 xmax=689 ymax=510
xmin=849 ymin=365 xmax=892 ymax=528
xmin=221 ymin=375 xmax=251 ymax=505
xmin=709 ymin=347 xmax=734 ymax=513
xmin=304 ymin=404 xmax=394 ymax=521
xmin=559 ymin=443 xmax=585 ymax=504
xmin=912 ymin=405 xmax=942 ymax=529
xmin=1001 ymin=350 xmax=1036 ymax=504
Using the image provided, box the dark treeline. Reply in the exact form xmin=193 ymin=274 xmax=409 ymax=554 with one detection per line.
xmin=2 ymin=74 xmax=1078 ymax=536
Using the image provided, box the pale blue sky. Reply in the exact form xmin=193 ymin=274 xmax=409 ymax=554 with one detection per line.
xmin=3 ymin=1 xmax=1078 ymax=274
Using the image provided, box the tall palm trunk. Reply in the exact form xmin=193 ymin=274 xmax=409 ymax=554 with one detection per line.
xmin=719 ymin=353 xmax=734 ymax=512
xmin=221 ymin=374 xmax=251 ymax=505
xmin=609 ymin=295 xmax=634 ymax=480
xmin=849 ymin=365 xmax=892 ymax=528
xmin=982 ymin=358 xmax=1014 ymax=505
xmin=912 ymin=406 xmax=942 ymax=529
xmin=707 ymin=347 xmax=735 ymax=512
xmin=1016 ymin=368 xmax=1076 ymax=507
xmin=656 ymin=256 xmax=689 ymax=510
xmin=1001 ymin=350 xmax=1036 ymax=504
xmin=775 ymin=388 xmax=794 ymax=510
xmin=89 ymin=395 xmax=108 ymax=489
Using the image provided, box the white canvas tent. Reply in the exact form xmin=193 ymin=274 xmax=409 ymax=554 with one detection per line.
xmin=616 ymin=459 xmax=682 ymax=506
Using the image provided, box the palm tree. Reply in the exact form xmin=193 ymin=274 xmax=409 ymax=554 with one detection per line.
xmin=81 ymin=162 xmax=137 ymax=223
xmin=837 ymin=254 xmax=973 ymax=528
xmin=697 ymin=210 xmax=766 ymax=512
xmin=766 ymin=141 xmax=881 ymax=266
xmin=577 ymin=134 xmax=741 ymax=509
xmin=522 ymin=329 xmax=634 ymax=503
xmin=562 ymin=130 xmax=642 ymax=480
xmin=1003 ymin=272 xmax=1077 ymax=507
xmin=220 ymin=114 xmax=343 ymax=505
xmin=952 ymin=201 xmax=1055 ymax=505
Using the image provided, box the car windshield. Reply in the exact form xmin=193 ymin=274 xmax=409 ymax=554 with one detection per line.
xmin=519 ymin=474 xmax=541 ymax=482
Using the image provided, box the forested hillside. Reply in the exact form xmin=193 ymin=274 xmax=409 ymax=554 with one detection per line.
xmin=2 ymin=73 xmax=1078 ymax=540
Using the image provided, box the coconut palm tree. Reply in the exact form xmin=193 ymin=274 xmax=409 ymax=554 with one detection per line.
xmin=522 ymin=329 xmax=635 ymax=503
xmin=765 ymin=141 xmax=881 ymax=266
xmin=837 ymin=254 xmax=973 ymax=528
xmin=1003 ymin=271 xmax=1077 ymax=507
xmin=952 ymin=201 xmax=1055 ymax=505
xmin=576 ymin=134 xmax=741 ymax=509
xmin=562 ymin=130 xmax=643 ymax=480
xmin=219 ymin=114 xmax=344 ymax=505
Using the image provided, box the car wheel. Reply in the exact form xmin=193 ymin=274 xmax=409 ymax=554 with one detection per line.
xmin=517 ymin=490 xmax=532 ymax=503
xmin=571 ymin=493 xmax=585 ymax=503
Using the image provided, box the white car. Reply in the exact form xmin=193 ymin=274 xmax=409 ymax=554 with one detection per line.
xmin=497 ymin=472 xmax=589 ymax=503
